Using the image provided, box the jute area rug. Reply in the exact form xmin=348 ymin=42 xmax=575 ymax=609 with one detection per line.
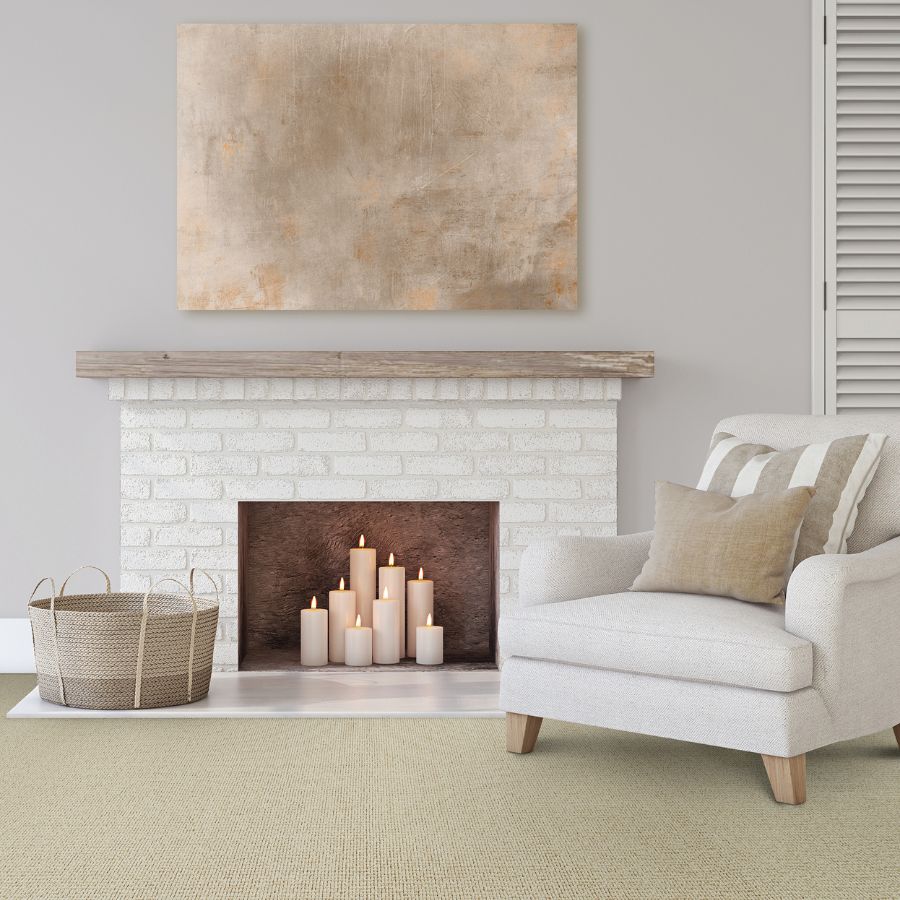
xmin=1 ymin=676 xmax=897 ymax=899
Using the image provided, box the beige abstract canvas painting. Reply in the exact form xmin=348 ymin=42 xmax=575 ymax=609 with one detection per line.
xmin=177 ymin=24 xmax=577 ymax=310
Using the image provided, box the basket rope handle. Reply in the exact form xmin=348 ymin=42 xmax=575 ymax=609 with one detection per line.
xmin=28 ymin=578 xmax=66 ymax=706
xmin=189 ymin=568 xmax=219 ymax=602
xmin=186 ymin=570 xmax=217 ymax=704
xmin=58 ymin=566 xmax=112 ymax=606
xmin=134 ymin=576 xmax=196 ymax=710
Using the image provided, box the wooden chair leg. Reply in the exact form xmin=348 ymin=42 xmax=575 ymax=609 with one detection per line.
xmin=506 ymin=712 xmax=543 ymax=754
xmin=893 ymin=723 xmax=900 ymax=749
xmin=761 ymin=753 xmax=807 ymax=805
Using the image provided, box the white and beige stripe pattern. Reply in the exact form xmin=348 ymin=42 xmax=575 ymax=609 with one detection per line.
xmin=697 ymin=432 xmax=886 ymax=567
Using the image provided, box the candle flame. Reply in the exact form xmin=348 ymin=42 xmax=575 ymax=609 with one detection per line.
xmin=311 ymin=596 xmax=317 ymax=609
xmin=382 ymin=586 xmax=389 ymax=600
xmin=418 ymin=567 xmax=424 ymax=580
xmin=426 ymin=613 xmax=433 ymax=627
xmin=339 ymin=577 xmax=345 ymax=590
xmin=359 ymin=534 xmax=365 ymax=548
xmin=389 ymin=552 xmax=394 ymax=566
xmin=355 ymin=614 xmax=361 ymax=627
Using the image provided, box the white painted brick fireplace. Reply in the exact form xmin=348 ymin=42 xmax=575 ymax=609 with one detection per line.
xmin=110 ymin=375 xmax=620 ymax=670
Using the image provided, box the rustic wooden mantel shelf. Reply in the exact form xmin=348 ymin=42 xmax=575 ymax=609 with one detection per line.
xmin=75 ymin=351 xmax=654 ymax=379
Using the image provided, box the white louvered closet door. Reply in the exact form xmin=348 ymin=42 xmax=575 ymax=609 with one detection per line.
xmin=826 ymin=0 xmax=900 ymax=413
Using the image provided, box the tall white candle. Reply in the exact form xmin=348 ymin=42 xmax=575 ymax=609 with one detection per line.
xmin=372 ymin=586 xmax=399 ymax=665
xmin=378 ymin=552 xmax=406 ymax=658
xmin=416 ymin=613 xmax=444 ymax=666
xmin=407 ymin=567 xmax=434 ymax=658
xmin=345 ymin=614 xmax=372 ymax=667
xmin=328 ymin=577 xmax=357 ymax=664
xmin=350 ymin=534 xmax=377 ymax=627
xmin=300 ymin=596 xmax=328 ymax=667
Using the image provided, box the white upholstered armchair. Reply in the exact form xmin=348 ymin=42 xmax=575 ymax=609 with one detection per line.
xmin=499 ymin=414 xmax=900 ymax=804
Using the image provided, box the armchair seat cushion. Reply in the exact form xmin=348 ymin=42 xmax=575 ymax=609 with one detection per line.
xmin=500 ymin=591 xmax=813 ymax=693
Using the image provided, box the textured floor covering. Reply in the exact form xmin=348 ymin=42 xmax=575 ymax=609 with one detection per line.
xmin=1 ymin=675 xmax=897 ymax=899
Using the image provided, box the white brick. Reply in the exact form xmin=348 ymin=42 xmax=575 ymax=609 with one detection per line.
xmin=463 ymin=378 xmax=485 ymax=400
xmin=189 ymin=549 xmax=236 ymax=570
xmin=222 ymin=378 xmax=246 ymax=399
xmin=513 ymin=479 xmax=581 ymax=499
xmin=406 ymin=409 xmax=473 ymax=429
xmin=405 ymin=455 xmax=473 ymax=475
xmin=511 ymin=526 xmax=566 ymax=546
xmin=316 ymin=379 xmax=341 ymax=400
xmin=121 ymin=453 xmax=186 ymax=476
xmin=580 ymin=380 xmax=606 ymax=400
xmin=190 ymin=409 xmax=258 ymax=429
xmin=437 ymin=378 xmax=460 ymax=400
xmin=293 ymin=378 xmax=317 ymax=400
xmin=500 ymin=502 xmax=546 ymax=522
xmin=120 ymin=572 xmax=151 ymax=592
xmin=549 ymin=502 xmax=616 ymax=523
xmin=124 ymin=378 xmax=149 ymax=400
xmin=478 ymin=455 xmax=545 ymax=475
xmin=557 ymin=524 xmax=617 ymax=538
xmin=108 ymin=378 xmax=125 ymax=400
xmin=509 ymin=379 xmax=533 ymax=400
xmin=334 ymin=455 xmax=402 ymax=476
xmin=268 ymin=379 xmax=294 ymax=400
xmin=584 ymin=478 xmax=617 ymax=500
xmin=121 ymin=431 xmax=152 ymax=451
xmin=198 ymin=378 xmax=225 ymax=400
xmin=548 ymin=455 xmax=616 ymax=475
xmin=555 ymin=378 xmax=579 ymax=400
xmin=476 ymin=409 xmax=545 ymax=429
xmin=511 ymin=432 xmax=581 ymax=452
xmin=370 ymin=432 xmax=438 ymax=452
xmin=499 ymin=527 xmax=510 ymax=546
xmin=155 ymin=432 xmax=222 ymax=452
xmin=499 ymin=573 xmax=511 ymax=593
xmin=500 ymin=548 xmax=523 ymax=569
xmin=192 ymin=456 xmax=259 ymax=476
xmin=121 ymin=407 xmax=186 ymax=429
xmin=121 ymin=548 xmax=187 ymax=570
xmin=190 ymin=502 xmax=238 ymax=523
xmin=121 ymin=501 xmax=187 ymax=523
xmin=260 ymin=408 xmax=330 ymax=428
xmin=341 ymin=378 xmax=389 ymax=400
xmin=224 ymin=527 xmax=239 ymax=546
xmin=333 ymin=409 xmax=401 ymax=429
xmin=367 ymin=479 xmax=438 ymax=500
xmin=121 ymin=477 xmax=151 ymax=499
xmin=440 ymin=432 xmax=509 ymax=452
xmin=548 ymin=408 xmax=616 ymax=429
xmin=484 ymin=378 xmax=509 ymax=400
xmin=387 ymin=379 xmax=413 ymax=400
xmin=605 ymin=379 xmax=622 ymax=400
xmin=246 ymin=378 xmax=269 ymax=400
xmin=121 ymin=525 xmax=151 ymax=546
xmin=174 ymin=378 xmax=198 ymax=400
xmin=263 ymin=455 xmax=330 ymax=476
xmin=532 ymin=379 xmax=556 ymax=400
xmin=224 ymin=432 xmax=293 ymax=452
xmin=155 ymin=525 xmax=223 ymax=546
xmin=584 ymin=432 xmax=617 ymax=452
xmin=156 ymin=478 xmax=222 ymax=500
xmin=296 ymin=432 xmax=366 ymax=452
xmin=149 ymin=378 xmax=175 ymax=400
xmin=213 ymin=641 xmax=238 ymax=668
xmin=299 ymin=480 xmax=367 ymax=499
xmin=438 ymin=478 xmax=509 ymax=499
xmin=413 ymin=378 xmax=437 ymax=400
xmin=224 ymin=479 xmax=294 ymax=500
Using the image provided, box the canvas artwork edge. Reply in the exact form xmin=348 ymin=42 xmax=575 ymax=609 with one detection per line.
xmin=177 ymin=23 xmax=578 ymax=311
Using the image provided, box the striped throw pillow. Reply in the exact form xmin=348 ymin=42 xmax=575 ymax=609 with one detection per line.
xmin=697 ymin=432 xmax=886 ymax=567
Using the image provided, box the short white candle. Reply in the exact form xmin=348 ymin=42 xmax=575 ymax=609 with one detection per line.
xmin=372 ymin=586 xmax=399 ymax=665
xmin=328 ymin=577 xmax=357 ymax=664
xmin=345 ymin=614 xmax=373 ymax=667
xmin=300 ymin=596 xmax=328 ymax=667
xmin=407 ymin=567 xmax=434 ymax=657
xmin=350 ymin=534 xmax=377 ymax=627
xmin=379 ymin=552 xmax=406 ymax=658
xmin=416 ymin=613 xmax=444 ymax=666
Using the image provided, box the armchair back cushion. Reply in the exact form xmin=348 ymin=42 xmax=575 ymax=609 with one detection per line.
xmin=714 ymin=414 xmax=900 ymax=553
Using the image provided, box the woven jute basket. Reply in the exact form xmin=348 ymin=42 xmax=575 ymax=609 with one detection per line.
xmin=28 ymin=566 xmax=219 ymax=710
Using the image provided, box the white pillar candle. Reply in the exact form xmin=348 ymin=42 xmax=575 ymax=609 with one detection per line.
xmin=300 ymin=596 xmax=328 ymax=667
xmin=345 ymin=614 xmax=372 ymax=667
xmin=406 ymin=567 xmax=434 ymax=658
xmin=328 ymin=577 xmax=357 ymax=664
xmin=349 ymin=534 xmax=377 ymax=628
xmin=416 ymin=614 xmax=444 ymax=666
xmin=372 ymin=586 xmax=400 ymax=665
xmin=378 ymin=553 xmax=406 ymax=658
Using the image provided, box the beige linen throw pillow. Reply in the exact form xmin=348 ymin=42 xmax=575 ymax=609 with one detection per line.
xmin=632 ymin=481 xmax=816 ymax=605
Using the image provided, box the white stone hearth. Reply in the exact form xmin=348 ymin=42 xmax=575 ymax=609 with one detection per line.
xmin=110 ymin=375 xmax=620 ymax=670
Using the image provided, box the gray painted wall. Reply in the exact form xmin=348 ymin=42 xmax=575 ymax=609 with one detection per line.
xmin=0 ymin=0 xmax=811 ymax=616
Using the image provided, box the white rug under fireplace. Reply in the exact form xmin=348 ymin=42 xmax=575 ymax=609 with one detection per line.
xmin=6 ymin=669 xmax=501 ymax=718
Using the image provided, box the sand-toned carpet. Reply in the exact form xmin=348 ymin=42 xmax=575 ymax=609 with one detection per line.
xmin=1 ymin=675 xmax=897 ymax=899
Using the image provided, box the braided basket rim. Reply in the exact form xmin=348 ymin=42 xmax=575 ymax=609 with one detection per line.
xmin=28 ymin=592 xmax=219 ymax=618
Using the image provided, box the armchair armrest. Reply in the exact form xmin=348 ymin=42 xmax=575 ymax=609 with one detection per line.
xmin=517 ymin=532 xmax=653 ymax=608
xmin=785 ymin=536 xmax=900 ymax=738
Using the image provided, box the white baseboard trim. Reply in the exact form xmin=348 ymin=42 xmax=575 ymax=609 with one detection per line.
xmin=0 ymin=619 xmax=35 ymax=673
